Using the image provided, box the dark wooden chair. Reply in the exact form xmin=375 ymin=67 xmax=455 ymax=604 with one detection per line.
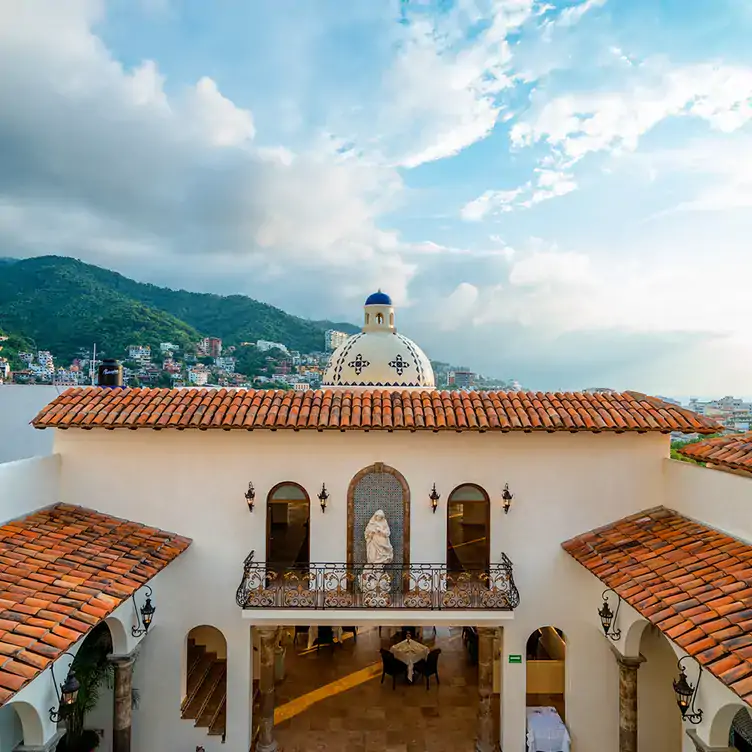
xmin=315 ymin=625 xmax=336 ymax=651
xmin=414 ymin=648 xmax=442 ymax=689
xmin=379 ymin=648 xmax=407 ymax=689
xmin=341 ymin=626 xmax=358 ymax=642
xmin=293 ymin=626 xmax=309 ymax=647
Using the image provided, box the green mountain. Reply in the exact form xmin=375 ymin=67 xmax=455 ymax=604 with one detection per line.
xmin=0 ymin=256 xmax=358 ymax=363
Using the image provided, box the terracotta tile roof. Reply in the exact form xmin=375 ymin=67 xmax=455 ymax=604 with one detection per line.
xmin=0 ymin=504 xmax=191 ymax=706
xmin=679 ymin=433 xmax=752 ymax=474
xmin=562 ymin=508 xmax=752 ymax=707
xmin=31 ymin=387 xmax=722 ymax=434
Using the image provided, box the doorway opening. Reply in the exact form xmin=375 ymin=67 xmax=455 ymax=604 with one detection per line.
xmin=266 ymin=483 xmax=310 ymax=567
xmin=526 ymin=626 xmax=565 ymax=719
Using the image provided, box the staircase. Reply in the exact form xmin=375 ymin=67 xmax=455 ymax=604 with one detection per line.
xmin=182 ymin=638 xmax=227 ymax=739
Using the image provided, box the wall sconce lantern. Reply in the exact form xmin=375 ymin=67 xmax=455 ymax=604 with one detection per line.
xmin=244 ymin=481 xmax=256 ymax=513
xmin=673 ymin=656 xmax=703 ymax=724
xmin=49 ymin=653 xmax=80 ymax=722
xmin=131 ymin=584 xmax=156 ymax=637
xmin=501 ymin=483 xmax=514 ymax=514
xmin=429 ymin=484 xmax=440 ymax=514
xmin=598 ymin=588 xmax=622 ymax=640
xmin=318 ymin=483 xmax=329 ymax=512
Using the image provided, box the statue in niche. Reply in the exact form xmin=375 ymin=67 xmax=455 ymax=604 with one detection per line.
xmin=361 ymin=509 xmax=394 ymax=606
xmin=364 ymin=509 xmax=394 ymax=565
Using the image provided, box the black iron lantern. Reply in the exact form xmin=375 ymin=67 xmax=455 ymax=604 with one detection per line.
xmin=244 ymin=481 xmax=256 ymax=512
xmin=318 ymin=483 xmax=329 ymax=512
xmin=429 ymin=484 xmax=440 ymax=514
xmin=132 ymin=584 xmax=156 ymax=637
xmin=49 ymin=653 xmax=80 ymax=722
xmin=673 ymin=656 xmax=703 ymax=724
xmin=598 ymin=588 xmax=622 ymax=640
xmin=501 ymin=483 xmax=513 ymax=514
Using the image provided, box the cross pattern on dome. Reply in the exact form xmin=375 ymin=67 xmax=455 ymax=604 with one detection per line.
xmin=347 ymin=353 xmax=370 ymax=376
xmin=388 ymin=354 xmax=409 ymax=376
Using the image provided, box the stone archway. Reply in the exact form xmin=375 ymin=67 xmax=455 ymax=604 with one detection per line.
xmin=347 ymin=462 xmax=410 ymax=566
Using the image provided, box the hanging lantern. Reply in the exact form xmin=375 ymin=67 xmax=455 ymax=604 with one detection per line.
xmin=318 ymin=483 xmax=329 ymax=512
xmin=132 ymin=585 xmax=156 ymax=637
xmin=598 ymin=589 xmax=622 ymax=640
xmin=244 ymin=481 xmax=256 ymax=512
xmin=501 ymin=484 xmax=513 ymax=513
xmin=429 ymin=484 xmax=440 ymax=513
xmin=673 ymin=657 xmax=703 ymax=724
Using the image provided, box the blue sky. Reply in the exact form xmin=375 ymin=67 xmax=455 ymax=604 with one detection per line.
xmin=1 ymin=0 xmax=751 ymax=395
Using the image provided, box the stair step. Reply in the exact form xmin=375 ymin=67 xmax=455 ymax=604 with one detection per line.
xmin=181 ymin=652 xmax=216 ymax=713
xmin=184 ymin=662 xmax=225 ymax=720
xmin=196 ymin=664 xmax=227 ymax=728
xmin=208 ymin=697 xmax=226 ymax=736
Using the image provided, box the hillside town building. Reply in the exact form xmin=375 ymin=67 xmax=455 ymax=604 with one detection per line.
xmin=1 ymin=292 xmax=752 ymax=752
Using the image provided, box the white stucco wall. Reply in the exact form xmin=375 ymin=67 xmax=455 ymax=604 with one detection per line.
xmin=665 ymin=458 xmax=752 ymax=542
xmin=0 ymin=454 xmax=60 ymax=524
xmin=0 ymin=385 xmax=58 ymax=463
xmin=49 ymin=427 xmax=670 ymax=752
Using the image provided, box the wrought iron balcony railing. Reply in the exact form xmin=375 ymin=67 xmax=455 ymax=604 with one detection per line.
xmin=235 ymin=552 xmax=520 ymax=610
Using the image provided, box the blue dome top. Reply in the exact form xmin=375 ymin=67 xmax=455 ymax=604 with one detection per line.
xmin=365 ymin=290 xmax=392 ymax=306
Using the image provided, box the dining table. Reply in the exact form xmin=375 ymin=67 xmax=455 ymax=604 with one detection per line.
xmin=526 ymin=706 xmax=571 ymax=752
xmin=390 ymin=637 xmax=430 ymax=682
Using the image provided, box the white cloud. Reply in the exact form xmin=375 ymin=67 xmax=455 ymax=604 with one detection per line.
xmin=512 ymin=60 xmax=752 ymax=162
xmin=554 ymin=0 xmax=607 ymax=27
xmin=461 ymin=167 xmax=576 ymax=218
xmin=360 ymin=0 xmax=542 ymax=168
xmin=0 ymin=0 xmax=415 ymax=310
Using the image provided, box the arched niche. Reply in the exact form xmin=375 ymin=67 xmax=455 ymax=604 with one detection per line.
xmin=266 ymin=482 xmax=310 ymax=567
xmin=3 ymin=701 xmax=44 ymax=747
xmin=525 ymin=626 xmax=566 ymax=720
xmin=446 ymin=483 xmax=490 ymax=573
xmin=182 ymin=625 xmax=228 ymax=734
xmin=347 ymin=463 xmax=410 ymax=566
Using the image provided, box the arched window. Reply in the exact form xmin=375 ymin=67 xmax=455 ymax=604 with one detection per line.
xmin=376 ymin=312 xmax=384 ymax=325
xmin=266 ymin=483 xmax=310 ymax=567
xmin=447 ymin=484 xmax=490 ymax=573
xmin=389 ymin=312 xmax=394 ymax=327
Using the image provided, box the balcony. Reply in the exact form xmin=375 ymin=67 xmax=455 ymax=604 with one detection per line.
xmin=235 ymin=553 xmax=520 ymax=611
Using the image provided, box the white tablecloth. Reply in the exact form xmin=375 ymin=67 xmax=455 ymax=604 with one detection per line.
xmin=526 ymin=707 xmax=570 ymax=752
xmin=390 ymin=638 xmax=429 ymax=681
xmin=307 ymin=626 xmax=343 ymax=650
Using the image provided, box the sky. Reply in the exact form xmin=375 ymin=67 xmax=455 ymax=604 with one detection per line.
xmin=0 ymin=0 xmax=751 ymax=395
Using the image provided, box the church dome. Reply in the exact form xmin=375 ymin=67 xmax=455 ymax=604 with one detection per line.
xmin=322 ymin=292 xmax=435 ymax=390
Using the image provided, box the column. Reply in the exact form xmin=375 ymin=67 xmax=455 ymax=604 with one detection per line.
xmin=476 ymin=627 xmax=500 ymax=752
xmin=617 ymin=655 xmax=644 ymax=752
xmin=112 ymin=655 xmax=135 ymax=752
xmin=256 ymin=626 xmax=279 ymax=752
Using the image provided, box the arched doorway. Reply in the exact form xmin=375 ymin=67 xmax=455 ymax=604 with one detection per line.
xmin=637 ymin=624 xmax=682 ymax=752
xmin=447 ymin=484 xmax=490 ymax=573
xmin=526 ymin=626 xmax=566 ymax=719
xmin=182 ymin=625 xmax=227 ymax=738
xmin=347 ymin=463 xmax=410 ymax=566
xmin=266 ymin=482 xmax=310 ymax=567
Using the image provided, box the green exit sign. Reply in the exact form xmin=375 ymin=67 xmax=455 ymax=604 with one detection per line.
xmin=508 ymin=654 xmax=523 ymax=664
